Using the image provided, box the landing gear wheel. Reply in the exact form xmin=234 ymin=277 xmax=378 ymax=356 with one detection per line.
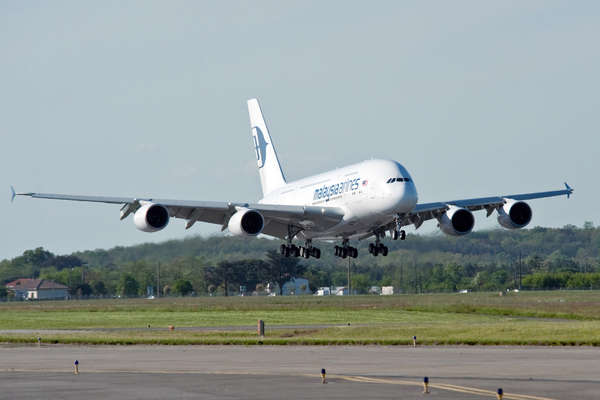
xmin=401 ymin=230 xmax=406 ymax=240
xmin=293 ymin=246 xmax=300 ymax=257
xmin=351 ymin=248 xmax=358 ymax=258
xmin=315 ymin=248 xmax=321 ymax=259
xmin=368 ymin=243 xmax=375 ymax=254
xmin=280 ymin=244 xmax=287 ymax=255
xmin=381 ymin=246 xmax=388 ymax=257
xmin=372 ymin=246 xmax=379 ymax=256
xmin=392 ymin=230 xmax=399 ymax=240
xmin=284 ymin=246 xmax=290 ymax=257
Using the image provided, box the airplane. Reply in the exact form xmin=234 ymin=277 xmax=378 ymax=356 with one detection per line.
xmin=12 ymin=99 xmax=573 ymax=259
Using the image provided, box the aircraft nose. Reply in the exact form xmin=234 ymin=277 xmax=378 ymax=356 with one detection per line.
xmin=399 ymin=182 xmax=418 ymax=212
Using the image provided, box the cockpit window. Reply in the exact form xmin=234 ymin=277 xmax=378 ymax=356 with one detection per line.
xmin=389 ymin=177 xmax=410 ymax=183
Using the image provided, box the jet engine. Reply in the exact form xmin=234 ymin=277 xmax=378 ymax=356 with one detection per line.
xmin=228 ymin=208 xmax=265 ymax=237
xmin=438 ymin=206 xmax=475 ymax=236
xmin=497 ymin=199 xmax=532 ymax=229
xmin=133 ymin=203 xmax=170 ymax=233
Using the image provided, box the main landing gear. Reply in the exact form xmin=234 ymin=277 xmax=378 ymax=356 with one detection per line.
xmin=334 ymin=238 xmax=358 ymax=259
xmin=280 ymin=240 xmax=321 ymax=259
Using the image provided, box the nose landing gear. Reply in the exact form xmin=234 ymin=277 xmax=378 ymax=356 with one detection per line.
xmin=393 ymin=213 xmax=407 ymax=241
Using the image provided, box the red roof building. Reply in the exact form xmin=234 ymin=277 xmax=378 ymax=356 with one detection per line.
xmin=5 ymin=279 xmax=68 ymax=300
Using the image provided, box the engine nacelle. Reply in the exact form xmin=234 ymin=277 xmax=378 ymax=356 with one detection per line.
xmin=439 ymin=206 xmax=475 ymax=236
xmin=133 ymin=203 xmax=170 ymax=233
xmin=228 ymin=208 xmax=264 ymax=237
xmin=497 ymin=199 xmax=532 ymax=229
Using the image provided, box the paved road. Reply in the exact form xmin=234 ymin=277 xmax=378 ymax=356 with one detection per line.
xmin=1 ymin=345 xmax=598 ymax=399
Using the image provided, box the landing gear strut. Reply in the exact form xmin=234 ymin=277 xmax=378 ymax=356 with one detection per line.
xmin=368 ymin=229 xmax=388 ymax=257
xmin=393 ymin=213 xmax=407 ymax=241
xmin=334 ymin=238 xmax=358 ymax=259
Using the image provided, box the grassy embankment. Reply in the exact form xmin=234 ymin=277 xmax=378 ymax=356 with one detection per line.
xmin=1 ymin=291 xmax=599 ymax=345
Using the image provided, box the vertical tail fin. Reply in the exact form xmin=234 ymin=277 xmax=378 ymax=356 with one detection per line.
xmin=247 ymin=99 xmax=287 ymax=197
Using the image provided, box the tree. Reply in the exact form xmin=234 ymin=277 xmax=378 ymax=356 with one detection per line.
xmin=259 ymin=251 xmax=307 ymax=295
xmin=204 ymin=261 xmax=243 ymax=296
xmin=76 ymin=283 xmax=92 ymax=296
xmin=39 ymin=255 xmax=83 ymax=271
xmin=352 ymin=273 xmax=372 ymax=294
xmin=117 ymin=273 xmax=139 ymax=296
xmin=92 ymin=281 xmax=108 ymax=295
xmin=173 ymin=279 xmax=194 ymax=297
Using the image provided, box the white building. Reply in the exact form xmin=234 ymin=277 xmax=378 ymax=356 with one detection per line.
xmin=381 ymin=286 xmax=394 ymax=295
xmin=269 ymin=277 xmax=310 ymax=295
xmin=315 ymin=287 xmax=330 ymax=296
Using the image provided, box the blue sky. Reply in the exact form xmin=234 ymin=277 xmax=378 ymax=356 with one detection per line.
xmin=1 ymin=1 xmax=599 ymax=260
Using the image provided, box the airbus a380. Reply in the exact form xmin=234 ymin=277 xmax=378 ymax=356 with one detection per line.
xmin=13 ymin=99 xmax=573 ymax=259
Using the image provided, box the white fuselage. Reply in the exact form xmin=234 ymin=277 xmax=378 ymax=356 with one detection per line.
xmin=259 ymin=159 xmax=419 ymax=240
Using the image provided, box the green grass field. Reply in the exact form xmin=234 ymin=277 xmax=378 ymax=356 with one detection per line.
xmin=1 ymin=291 xmax=599 ymax=345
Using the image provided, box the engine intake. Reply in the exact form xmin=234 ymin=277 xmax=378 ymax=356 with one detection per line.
xmin=439 ymin=206 xmax=475 ymax=236
xmin=228 ymin=208 xmax=264 ymax=237
xmin=133 ymin=203 xmax=170 ymax=233
xmin=497 ymin=200 xmax=532 ymax=229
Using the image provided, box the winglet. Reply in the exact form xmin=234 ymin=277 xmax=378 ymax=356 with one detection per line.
xmin=10 ymin=186 xmax=16 ymax=203
xmin=564 ymin=182 xmax=573 ymax=199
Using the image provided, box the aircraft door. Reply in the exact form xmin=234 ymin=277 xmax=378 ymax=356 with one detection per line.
xmin=370 ymin=181 xmax=378 ymax=199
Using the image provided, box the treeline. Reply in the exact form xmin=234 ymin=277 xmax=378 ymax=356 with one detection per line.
xmin=1 ymin=223 xmax=599 ymax=298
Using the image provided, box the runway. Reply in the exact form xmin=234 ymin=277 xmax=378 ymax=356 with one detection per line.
xmin=1 ymin=345 xmax=598 ymax=399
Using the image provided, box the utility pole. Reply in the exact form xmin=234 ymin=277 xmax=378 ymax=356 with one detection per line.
xmin=347 ymin=257 xmax=351 ymax=295
xmin=518 ymin=252 xmax=522 ymax=290
xmin=81 ymin=263 xmax=88 ymax=283
xmin=400 ymin=255 xmax=403 ymax=293
xmin=414 ymin=260 xmax=417 ymax=293
xmin=157 ymin=262 xmax=160 ymax=299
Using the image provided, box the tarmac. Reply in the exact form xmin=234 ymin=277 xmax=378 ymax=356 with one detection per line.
xmin=1 ymin=344 xmax=598 ymax=399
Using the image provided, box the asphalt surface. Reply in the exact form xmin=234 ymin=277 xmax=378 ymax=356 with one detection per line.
xmin=1 ymin=345 xmax=598 ymax=399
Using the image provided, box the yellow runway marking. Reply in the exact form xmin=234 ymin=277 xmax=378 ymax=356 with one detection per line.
xmin=337 ymin=375 xmax=556 ymax=400
xmin=1 ymin=368 xmax=557 ymax=400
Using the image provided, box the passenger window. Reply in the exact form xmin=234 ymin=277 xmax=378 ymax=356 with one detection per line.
xmin=391 ymin=178 xmax=396 ymax=183
xmin=386 ymin=178 xmax=392 ymax=184
xmin=397 ymin=177 xmax=404 ymax=182
xmin=405 ymin=178 xmax=410 ymax=182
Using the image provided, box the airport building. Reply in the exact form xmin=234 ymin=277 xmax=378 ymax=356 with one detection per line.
xmin=5 ymin=279 xmax=68 ymax=300
xmin=268 ymin=277 xmax=310 ymax=295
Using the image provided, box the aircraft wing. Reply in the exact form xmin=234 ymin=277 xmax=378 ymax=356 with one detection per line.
xmin=378 ymin=183 xmax=574 ymax=234
xmin=12 ymin=188 xmax=345 ymax=240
